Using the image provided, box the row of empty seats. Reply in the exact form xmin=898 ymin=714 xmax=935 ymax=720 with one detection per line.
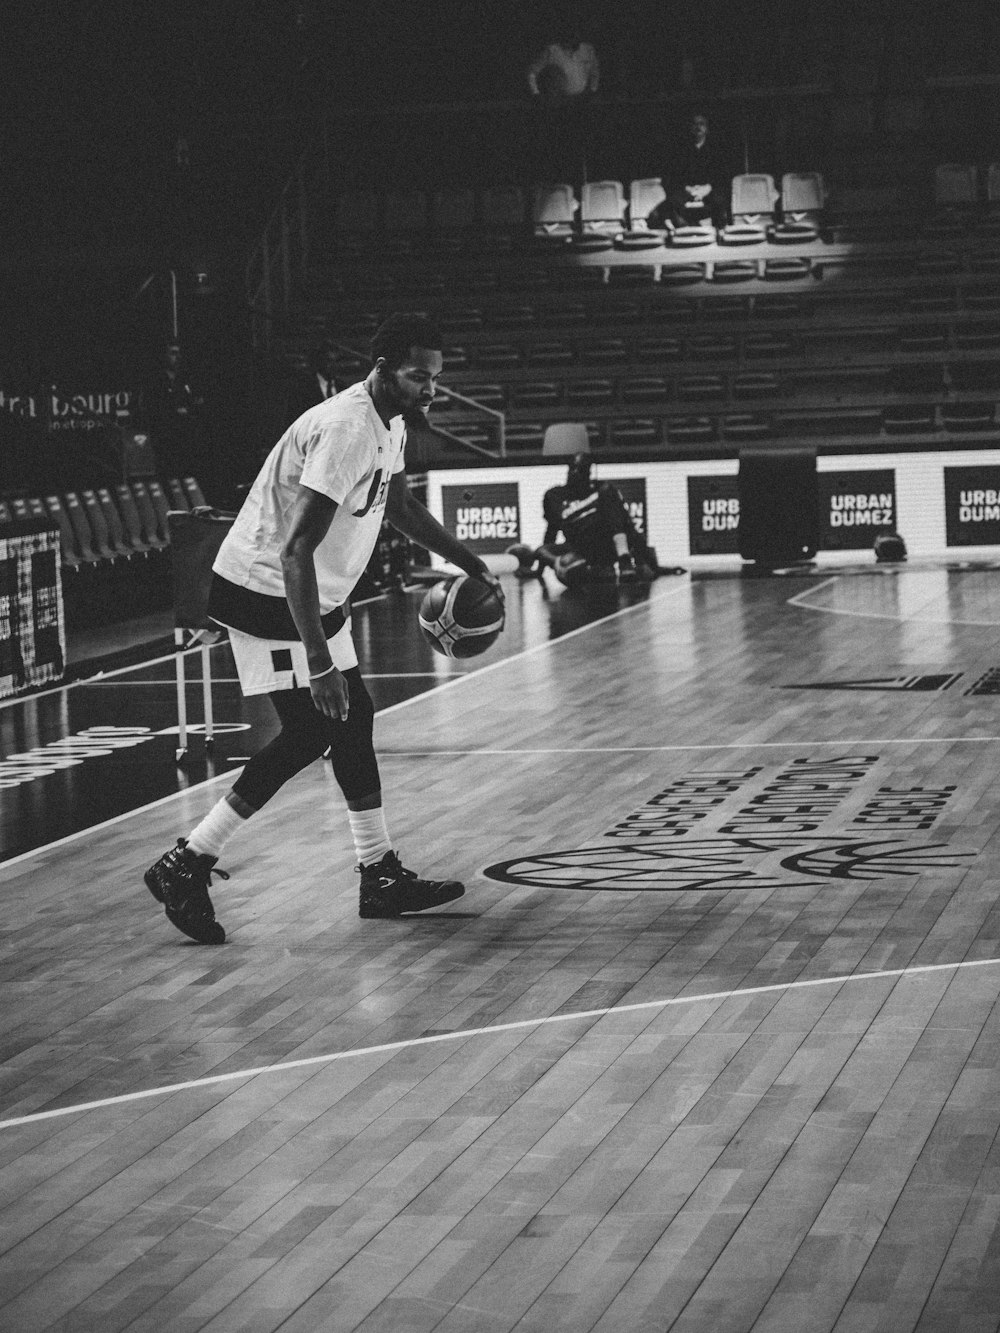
xmin=325 ymin=166 xmax=1000 ymax=255
xmin=326 ymin=250 xmax=1000 ymax=307
xmin=0 ymin=477 xmax=208 ymax=571
xmin=445 ymin=400 xmax=1000 ymax=456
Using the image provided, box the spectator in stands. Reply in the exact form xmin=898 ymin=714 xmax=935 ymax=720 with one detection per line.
xmin=527 ymin=31 xmax=600 ymax=101
xmin=526 ymin=26 xmax=601 ymax=187
xmin=660 ymin=111 xmax=732 ymax=230
xmin=140 ymin=340 xmax=208 ymax=483
xmin=508 ymin=454 xmax=658 ymax=586
xmin=286 ymin=343 xmax=340 ymax=421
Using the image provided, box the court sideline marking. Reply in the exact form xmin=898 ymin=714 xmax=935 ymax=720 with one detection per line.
xmin=1 ymin=956 xmax=997 ymax=1132
xmin=0 ymin=584 xmax=687 ymax=872
xmin=788 ymin=576 xmax=1000 ymax=625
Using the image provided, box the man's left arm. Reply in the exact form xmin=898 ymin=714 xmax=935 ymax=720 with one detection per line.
xmin=384 ymin=471 xmax=504 ymax=595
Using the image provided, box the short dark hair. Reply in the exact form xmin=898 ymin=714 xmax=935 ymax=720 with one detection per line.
xmin=370 ymin=313 xmax=443 ymax=369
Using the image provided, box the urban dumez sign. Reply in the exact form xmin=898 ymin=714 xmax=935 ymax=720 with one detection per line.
xmin=441 ymin=482 xmax=520 ymax=554
xmin=944 ymin=466 xmax=1000 ymax=546
xmin=819 ymin=470 xmax=897 ymax=550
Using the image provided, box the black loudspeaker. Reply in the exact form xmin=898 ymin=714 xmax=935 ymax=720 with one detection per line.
xmin=738 ymin=446 xmax=818 ymax=566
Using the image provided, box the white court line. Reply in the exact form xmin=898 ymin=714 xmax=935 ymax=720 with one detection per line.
xmin=380 ymin=737 xmax=1000 ymax=756
xmin=0 ymin=584 xmax=687 ymax=873
xmin=787 ymin=577 xmax=1000 ymax=625
xmin=0 ymin=640 xmax=226 ymax=711
xmin=2 ymin=955 xmax=997 ymax=1132
xmin=80 ymin=673 xmax=459 ymax=686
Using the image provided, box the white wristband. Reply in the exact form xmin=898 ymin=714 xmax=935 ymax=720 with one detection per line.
xmin=308 ymin=663 xmax=337 ymax=681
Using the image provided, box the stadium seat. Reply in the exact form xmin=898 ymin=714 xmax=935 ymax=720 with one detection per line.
xmin=0 ymin=500 xmax=13 ymax=526
xmin=665 ymin=415 xmax=717 ymax=444
xmin=733 ymin=371 xmax=781 ymax=399
xmin=95 ymin=487 xmax=136 ymax=558
xmin=114 ymin=483 xmax=155 ymax=554
xmin=474 ymin=342 xmax=521 ymax=369
xmin=430 ymin=187 xmax=477 ymax=233
xmin=743 ymin=333 xmax=796 ymax=359
xmin=658 ymin=262 xmax=706 ymax=287
xmin=942 ymin=402 xmax=996 ymax=431
xmin=608 ymin=418 xmax=660 ymax=448
xmin=712 ymin=260 xmax=758 ymax=283
xmin=504 ymin=422 xmax=546 ymax=454
xmin=439 ymin=308 xmax=484 ymax=335
xmin=621 ymin=376 xmax=670 ymax=405
xmin=509 ymin=381 xmax=563 ymax=409
xmin=618 ymin=179 xmax=668 ymax=250
xmin=489 ymin=304 xmax=536 ymax=330
xmin=671 ymin=223 xmax=716 ymax=248
xmin=883 ymin=405 xmax=938 ymax=434
xmin=581 ymin=338 xmax=629 ymax=364
xmin=722 ymin=413 xmax=774 ymax=441
xmin=771 ymin=173 xmax=826 ymax=243
xmin=688 ymin=334 xmax=738 ymax=360
xmin=608 ymin=263 xmax=658 ymax=287
xmin=526 ymin=341 xmax=575 ymax=366
xmin=480 ymin=185 xmax=526 ymax=230
xmin=677 ymin=374 xmax=725 ymax=401
xmin=934 ymin=163 xmax=978 ymax=207
xmin=720 ymin=175 xmax=778 ymax=245
xmin=579 ymin=180 xmax=626 ymax=236
xmin=636 ymin=336 xmax=683 ymax=363
xmin=182 ymin=477 xmax=208 ymax=509
xmin=61 ymin=492 xmax=105 ymax=564
xmin=79 ymin=490 xmax=119 ymax=561
xmin=459 ymin=383 xmax=505 ymax=411
xmin=532 ymin=183 xmax=578 ymax=243
xmin=44 ymin=495 xmax=85 ymax=569
xmin=763 ymin=256 xmax=812 ymax=280
xmin=539 ymin=300 xmax=588 ymax=327
xmin=542 ymin=422 xmax=591 ymax=456
xmin=166 ymin=478 xmax=190 ymax=511
xmin=566 ymin=378 xmax=615 ymax=406
xmin=131 ymin=481 xmax=169 ymax=548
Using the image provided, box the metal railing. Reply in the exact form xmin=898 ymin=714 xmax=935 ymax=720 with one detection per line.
xmin=246 ymin=142 xmax=323 ymax=355
xmin=327 ymin=342 xmax=505 ymax=460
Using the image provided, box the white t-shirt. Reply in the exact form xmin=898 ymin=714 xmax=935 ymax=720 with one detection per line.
xmin=214 ymin=382 xmax=405 ymax=613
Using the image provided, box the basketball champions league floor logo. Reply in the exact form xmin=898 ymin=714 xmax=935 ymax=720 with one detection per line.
xmin=484 ymin=756 xmax=973 ymax=893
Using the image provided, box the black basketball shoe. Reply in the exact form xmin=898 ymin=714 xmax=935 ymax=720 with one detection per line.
xmin=358 ymin=850 xmax=464 ymax=918
xmin=145 ymin=838 xmax=228 ymax=945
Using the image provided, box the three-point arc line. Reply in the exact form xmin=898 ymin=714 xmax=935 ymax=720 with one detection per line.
xmin=2 ymin=956 xmax=999 ymax=1131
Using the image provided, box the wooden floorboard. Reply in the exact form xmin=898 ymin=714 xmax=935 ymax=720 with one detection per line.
xmin=3 ymin=568 xmax=1000 ymax=1331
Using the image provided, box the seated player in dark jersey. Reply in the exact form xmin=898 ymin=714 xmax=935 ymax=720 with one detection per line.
xmin=508 ymin=454 xmax=658 ymax=586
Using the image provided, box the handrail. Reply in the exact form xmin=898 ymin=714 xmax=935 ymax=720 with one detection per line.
xmin=325 ymin=341 xmax=506 ymax=460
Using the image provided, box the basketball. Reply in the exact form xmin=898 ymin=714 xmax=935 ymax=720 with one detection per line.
xmin=418 ymin=575 xmax=505 ymax=659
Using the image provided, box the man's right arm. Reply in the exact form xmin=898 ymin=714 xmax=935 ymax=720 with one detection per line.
xmin=281 ymin=484 xmax=349 ymax=720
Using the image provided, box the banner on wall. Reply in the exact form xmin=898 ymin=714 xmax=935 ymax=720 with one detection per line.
xmin=606 ymin=477 xmax=648 ymax=536
xmin=1 ymin=386 xmax=135 ymax=433
xmin=441 ymin=482 xmax=520 ymax=554
xmin=819 ymin=470 xmax=897 ymax=550
xmin=944 ymin=466 xmax=1000 ymax=546
xmin=687 ymin=475 xmax=740 ymax=555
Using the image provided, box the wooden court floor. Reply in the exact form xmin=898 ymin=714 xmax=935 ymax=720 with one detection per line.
xmin=3 ymin=564 xmax=1000 ymax=1332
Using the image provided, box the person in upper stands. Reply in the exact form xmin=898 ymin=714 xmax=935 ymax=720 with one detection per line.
xmin=660 ymin=111 xmax=732 ymax=230
xmin=286 ymin=343 xmax=340 ymax=421
xmin=508 ymin=455 xmax=658 ymax=586
xmin=140 ymin=340 xmax=209 ymax=485
xmin=527 ymin=31 xmax=600 ymax=101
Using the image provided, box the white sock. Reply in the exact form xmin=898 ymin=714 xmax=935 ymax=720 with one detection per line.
xmin=349 ymin=807 xmax=392 ymax=866
xmin=187 ymin=798 xmax=248 ymax=859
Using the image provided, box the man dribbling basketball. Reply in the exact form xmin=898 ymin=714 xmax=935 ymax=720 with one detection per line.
xmin=144 ymin=314 xmax=503 ymax=944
